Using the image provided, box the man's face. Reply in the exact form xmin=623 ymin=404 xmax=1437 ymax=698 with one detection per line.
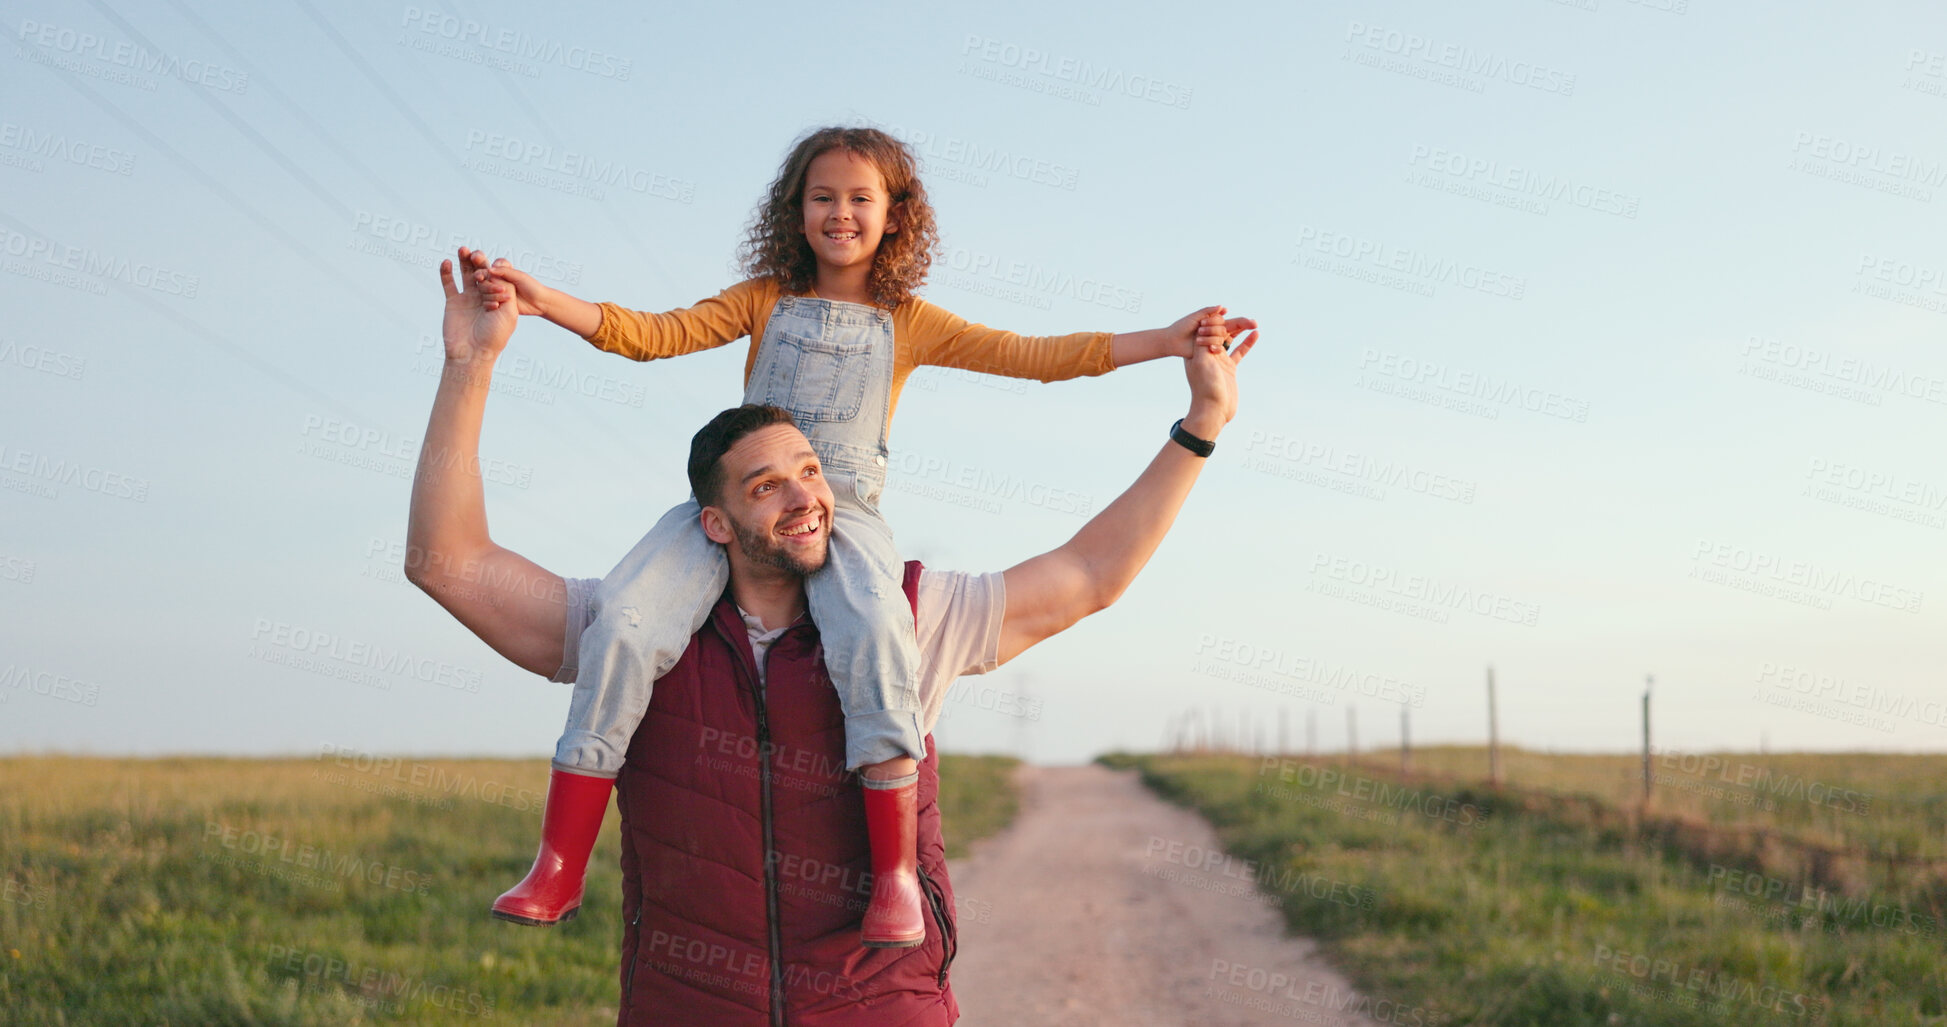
xmin=706 ymin=423 xmax=835 ymax=577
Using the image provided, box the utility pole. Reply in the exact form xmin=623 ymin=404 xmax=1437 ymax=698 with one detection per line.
xmin=1641 ymin=674 xmax=1654 ymax=805
xmin=1487 ymin=664 xmax=1502 ymax=787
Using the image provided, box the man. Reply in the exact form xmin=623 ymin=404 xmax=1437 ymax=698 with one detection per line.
xmin=406 ymin=252 xmax=1256 ymax=1025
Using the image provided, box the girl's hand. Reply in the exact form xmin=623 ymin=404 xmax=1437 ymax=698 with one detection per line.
xmin=466 ymin=251 xmax=552 ymax=317
xmin=1174 ymin=305 xmax=1260 ymax=358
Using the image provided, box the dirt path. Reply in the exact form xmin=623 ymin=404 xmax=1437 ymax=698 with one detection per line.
xmin=945 ymin=764 xmax=1384 ymax=1027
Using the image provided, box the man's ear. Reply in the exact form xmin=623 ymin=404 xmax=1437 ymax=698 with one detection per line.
xmin=699 ymin=504 xmax=735 ymax=546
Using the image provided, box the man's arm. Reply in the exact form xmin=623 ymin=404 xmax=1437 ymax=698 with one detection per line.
xmin=403 ymin=250 xmax=571 ymax=678
xmin=997 ymin=321 xmax=1258 ymax=663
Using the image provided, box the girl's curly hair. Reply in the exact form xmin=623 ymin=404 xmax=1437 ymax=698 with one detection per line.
xmin=737 ymin=126 xmax=941 ymax=310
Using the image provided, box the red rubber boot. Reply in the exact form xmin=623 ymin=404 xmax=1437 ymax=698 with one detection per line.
xmin=492 ymin=768 xmax=613 ymax=925
xmin=860 ymin=777 xmax=927 ymax=948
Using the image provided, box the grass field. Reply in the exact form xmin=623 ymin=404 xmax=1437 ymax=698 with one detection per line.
xmin=0 ymin=753 xmax=1020 ymax=1026
xmin=1103 ymin=747 xmax=1946 ymax=1026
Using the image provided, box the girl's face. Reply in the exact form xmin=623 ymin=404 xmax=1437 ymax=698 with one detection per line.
xmin=799 ymin=149 xmax=899 ymax=275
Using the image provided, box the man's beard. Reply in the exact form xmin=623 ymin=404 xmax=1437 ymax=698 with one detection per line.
xmin=732 ymin=516 xmax=829 ymax=576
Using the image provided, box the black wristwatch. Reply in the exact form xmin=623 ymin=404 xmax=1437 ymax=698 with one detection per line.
xmin=1169 ymin=418 xmax=1215 ymax=458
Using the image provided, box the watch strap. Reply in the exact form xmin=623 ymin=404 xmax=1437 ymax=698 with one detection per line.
xmin=1169 ymin=418 xmax=1215 ymax=458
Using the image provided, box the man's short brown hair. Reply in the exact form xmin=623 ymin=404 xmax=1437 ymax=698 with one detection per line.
xmin=688 ymin=404 xmax=799 ymax=507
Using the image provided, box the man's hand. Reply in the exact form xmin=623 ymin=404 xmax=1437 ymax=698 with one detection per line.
xmin=474 ymin=255 xmax=553 ymax=316
xmin=441 ymin=247 xmax=517 ymax=364
xmin=1171 ymin=305 xmax=1259 ymax=359
xmin=1181 ymin=320 xmax=1257 ymax=439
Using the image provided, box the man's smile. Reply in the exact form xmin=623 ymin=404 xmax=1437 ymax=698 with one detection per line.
xmin=778 ymin=512 xmax=823 ymax=543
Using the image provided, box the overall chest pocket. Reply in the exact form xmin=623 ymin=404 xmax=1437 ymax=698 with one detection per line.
xmin=765 ymin=329 xmax=873 ymax=423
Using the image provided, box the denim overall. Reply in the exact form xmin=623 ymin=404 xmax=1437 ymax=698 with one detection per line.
xmin=556 ymin=295 xmax=924 ymax=775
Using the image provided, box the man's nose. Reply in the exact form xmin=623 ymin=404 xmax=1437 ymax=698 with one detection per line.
xmin=781 ymin=476 xmax=817 ymax=508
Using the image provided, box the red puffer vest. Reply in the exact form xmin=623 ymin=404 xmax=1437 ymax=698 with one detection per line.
xmin=614 ymin=561 xmax=959 ymax=1027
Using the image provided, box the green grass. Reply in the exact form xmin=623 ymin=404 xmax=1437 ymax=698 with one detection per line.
xmin=1101 ymin=750 xmax=1946 ymax=1027
xmin=0 ymin=753 xmax=1020 ymax=1026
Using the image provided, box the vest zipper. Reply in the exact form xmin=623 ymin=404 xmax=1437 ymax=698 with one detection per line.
xmin=719 ymin=618 xmax=788 ymax=1027
xmin=917 ymin=863 xmax=957 ymax=989
xmin=621 ymin=898 xmax=643 ymax=1013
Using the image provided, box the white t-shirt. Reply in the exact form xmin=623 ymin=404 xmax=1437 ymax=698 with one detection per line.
xmin=555 ymin=570 xmax=1007 ymax=737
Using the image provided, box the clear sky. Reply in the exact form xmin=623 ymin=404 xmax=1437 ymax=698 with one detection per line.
xmin=2 ymin=0 xmax=1942 ymax=765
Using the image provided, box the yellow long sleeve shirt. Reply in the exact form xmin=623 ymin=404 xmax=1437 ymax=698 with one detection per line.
xmin=585 ymin=278 xmax=1117 ymax=422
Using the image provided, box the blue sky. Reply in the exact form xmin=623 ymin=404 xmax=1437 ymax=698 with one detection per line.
xmin=2 ymin=0 xmax=1943 ymax=764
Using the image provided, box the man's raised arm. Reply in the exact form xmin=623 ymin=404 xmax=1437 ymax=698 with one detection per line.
xmin=996 ymin=322 xmax=1258 ymax=663
xmin=403 ymin=249 xmax=570 ymax=678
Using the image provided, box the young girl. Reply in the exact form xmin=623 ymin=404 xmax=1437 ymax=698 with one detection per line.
xmin=466 ymin=126 xmax=1245 ymax=944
